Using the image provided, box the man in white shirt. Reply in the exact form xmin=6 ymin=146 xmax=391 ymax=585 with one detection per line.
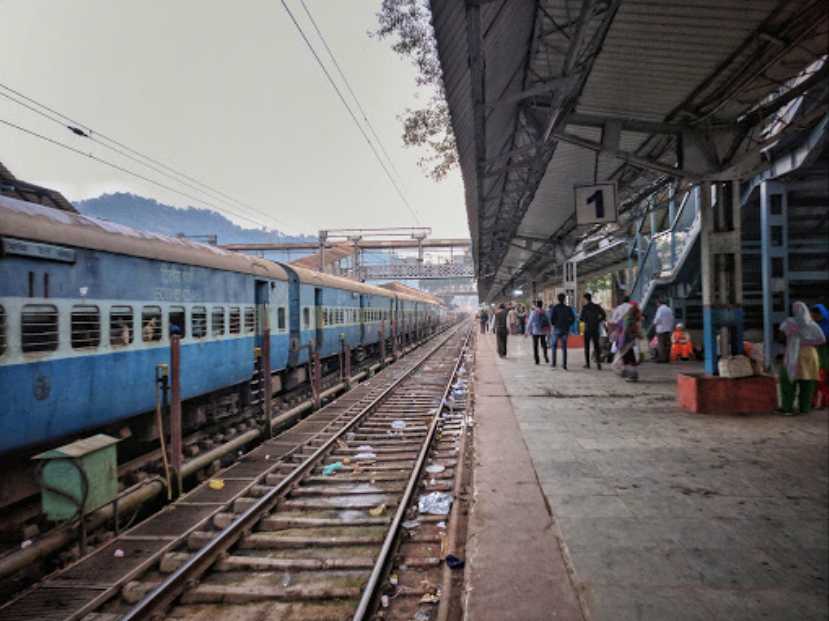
xmin=652 ymin=297 xmax=675 ymax=363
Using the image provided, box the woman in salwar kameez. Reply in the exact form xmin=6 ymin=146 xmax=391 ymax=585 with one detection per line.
xmin=778 ymin=301 xmax=826 ymax=415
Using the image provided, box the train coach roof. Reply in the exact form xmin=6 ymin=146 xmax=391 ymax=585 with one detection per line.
xmin=0 ymin=195 xmax=289 ymax=280
xmin=286 ymin=264 xmax=400 ymax=299
xmin=379 ymin=282 xmax=444 ymax=306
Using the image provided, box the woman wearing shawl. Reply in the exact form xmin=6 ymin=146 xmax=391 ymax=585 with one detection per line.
xmin=611 ymin=300 xmax=642 ymax=382
xmin=810 ymin=304 xmax=829 ymax=407
xmin=778 ymin=301 xmax=826 ymax=415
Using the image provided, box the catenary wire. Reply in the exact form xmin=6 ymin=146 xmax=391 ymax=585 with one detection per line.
xmin=298 ymin=0 xmax=404 ymax=185
xmin=280 ymin=0 xmax=421 ymax=225
xmin=0 ymin=116 xmax=272 ymax=229
xmin=0 ymin=82 xmax=289 ymax=229
xmin=0 ymin=89 xmax=289 ymax=229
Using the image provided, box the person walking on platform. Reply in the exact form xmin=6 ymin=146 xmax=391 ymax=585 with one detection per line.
xmin=651 ymin=297 xmax=674 ymax=363
xmin=507 ymin=304 xmax=519 ymax=335
xmin=493 ymin=303 xmax=509 ymax=358
xmin=549 ymin=293 xmax=576 ymax=370
xmin=525 ymin=300 xmax=551 ymax=365
xmin=778 ymin=301 xmax=826 ymax=415
xmin=479 ymin=307 xmax=490 ymax=334
xmin=580 ymin=292 xmax=606 ymax=370
xmin=517 ymin=304 xmax=528 ymax=335
xmin=611 ymin=300 xmax=642 ymax=382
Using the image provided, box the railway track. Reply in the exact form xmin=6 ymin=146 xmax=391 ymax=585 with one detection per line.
xmin=0 ymin=329 xmax=449 ymax=592
xmin=0 ymin=321 xmax=473 ymax=621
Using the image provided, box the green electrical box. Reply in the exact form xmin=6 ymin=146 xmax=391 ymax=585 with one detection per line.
xmin=33 ymin=434 xmax=119 ymax=522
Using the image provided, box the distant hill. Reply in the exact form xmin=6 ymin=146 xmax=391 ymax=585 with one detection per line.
xmin=74 ymin=192 xmax=313 ymax=244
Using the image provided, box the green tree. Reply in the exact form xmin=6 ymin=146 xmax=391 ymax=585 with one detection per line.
xmin=372 ymin=0 xmax=457 ymax=181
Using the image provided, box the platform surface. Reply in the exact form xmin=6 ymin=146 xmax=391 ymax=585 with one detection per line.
xmin=471 ymin=332 xmax=828 ymax=621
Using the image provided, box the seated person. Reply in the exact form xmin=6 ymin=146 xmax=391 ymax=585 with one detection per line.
xmin=671 ymin=323 xmax=694 ymax=361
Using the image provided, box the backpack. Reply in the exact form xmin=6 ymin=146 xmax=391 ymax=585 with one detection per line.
xmin=537 ymin=309 xmax=551 ymax=330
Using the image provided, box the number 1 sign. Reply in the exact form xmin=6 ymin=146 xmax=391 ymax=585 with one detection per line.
xmin=574 ymin=183 xmax=617 ymax=225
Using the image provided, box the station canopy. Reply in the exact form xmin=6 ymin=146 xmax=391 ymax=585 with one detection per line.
xmin=432 ymin=0 xmax=828 ymax=301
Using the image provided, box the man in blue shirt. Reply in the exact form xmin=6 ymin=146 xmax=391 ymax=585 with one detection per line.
xmin=525 ymin=300 xmax=551 ymax=365
xmin=548 ymin=293 xmax=576 ymax=370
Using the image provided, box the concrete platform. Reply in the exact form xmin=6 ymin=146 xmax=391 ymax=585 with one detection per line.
xmin=469 ymin=332 xmax=828 ymax=621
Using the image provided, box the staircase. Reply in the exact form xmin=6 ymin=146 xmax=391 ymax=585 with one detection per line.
xmin=628 ymin=186 xmax=703 ymax=326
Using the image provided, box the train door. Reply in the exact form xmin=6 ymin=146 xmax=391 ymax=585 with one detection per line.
xmin=279 ymin=265 xmax=301 ymax=368
xmin=254 ymin=280 xmax=270 ymax=346
xmin=314 ymin=288 xmax=323 ymax=352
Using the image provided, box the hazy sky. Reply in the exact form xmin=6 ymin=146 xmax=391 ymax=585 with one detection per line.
xmin=0 ymin=1 xmax=468 ymax=237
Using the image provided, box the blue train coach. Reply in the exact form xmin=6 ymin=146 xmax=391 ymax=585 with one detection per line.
xmin=0 ymin=195 xmax=444 ymax=460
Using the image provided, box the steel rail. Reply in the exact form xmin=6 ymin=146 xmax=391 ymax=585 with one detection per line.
xmin=351 ymin=324 xmax=473 ymax=619
xmin=120 ymin=322 xmax=467 ymax=620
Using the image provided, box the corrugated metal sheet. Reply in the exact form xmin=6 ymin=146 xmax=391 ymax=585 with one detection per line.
xmin=576 ymin=0 xmax=779 ymax=122
xmin=0 ymin=160 xmax=77 ymax=213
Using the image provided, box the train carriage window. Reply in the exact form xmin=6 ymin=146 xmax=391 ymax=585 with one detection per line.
xmin=0 ymin=305 xmax=5 ymax=356
xmin=192 ymin=306 xmax=207 ymax=338
xmin=142 ymin=306 xmax=162 ymax=342
xmin=303 ymin=307 xmax=310 ymax=329
xmin=277 ymin=307 xmax=286 ymax=331
xmin=229 ymin=307 xmax=241 ymax=334
xmin=22 ymin=304 xmax=59 ymax=353
xmin=211 ymin=307 xmax=225 ymax=336
xmin=169 ymin=306 xmax=186 ymax=339
xmin=110 ymin=306 xmax=133 ymax=347
xmin=71 ymin=305 xmax=100 ymax=349
xmin=244 ymin=307 xmax=255 ymax=333
xmin=337 ymin=308 xmax=343 ymax=324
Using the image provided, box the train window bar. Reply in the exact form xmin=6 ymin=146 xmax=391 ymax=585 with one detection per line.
xmin=142 ymin=306 xmax=162 ymax=342
xmin=110 ymin=306 xmax=134 ymax=346
xmin=0 ymin=305 xmax=6 ymax=356
xmin=229 ymin=307 xmax=241 ymax=335
xmin=192 ymin=306 xmax=207 ymax=338
xmin=277 ymin=307 xmax=286 ymax=331
xmin=303 ymin=307 xmax=310 ymax=329
xmin=211 ymin=307 xmax=225 ymax=336
xmin=243 ymin=307 xmax=255 ymax=334
xmin=71 ymin=305 xmax=101 ymax=349
xmin=21 ymin=304 xmax=59 ymax=353
xmin=169 ymin=307 xmax=186 ymax=339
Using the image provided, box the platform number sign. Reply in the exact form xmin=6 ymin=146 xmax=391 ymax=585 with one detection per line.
xmin=574 ymin=183 xmax=617 ymax=225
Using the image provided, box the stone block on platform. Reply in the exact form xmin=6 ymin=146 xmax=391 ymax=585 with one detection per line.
xmin=676 ymin=373 xmax=777 ymax=414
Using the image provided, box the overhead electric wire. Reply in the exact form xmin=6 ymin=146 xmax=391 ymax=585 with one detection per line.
xmin=298 ymin=0 xmax=404 ymax=185
xmin=0 ymin=82 xmax=289 ymax=229
xmin=0 ymin=116 xmax=271 ymax=229
xmin=279 ymin=0 xmax=421 ymax=225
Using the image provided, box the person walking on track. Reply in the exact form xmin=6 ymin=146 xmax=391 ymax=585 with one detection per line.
xmin=525 ymin=300 xmax=551 ymax=365
xmin=580 ymin=292 xmax=606 ymax=370
xmin=493 ymin=303 xmax=509 ymax=358
xmin=549 ymin=293 xmax=576 ymax=370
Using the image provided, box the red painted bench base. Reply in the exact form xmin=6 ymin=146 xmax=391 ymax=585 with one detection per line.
xmin=677 ymin=373 xmax=777 ymax=414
